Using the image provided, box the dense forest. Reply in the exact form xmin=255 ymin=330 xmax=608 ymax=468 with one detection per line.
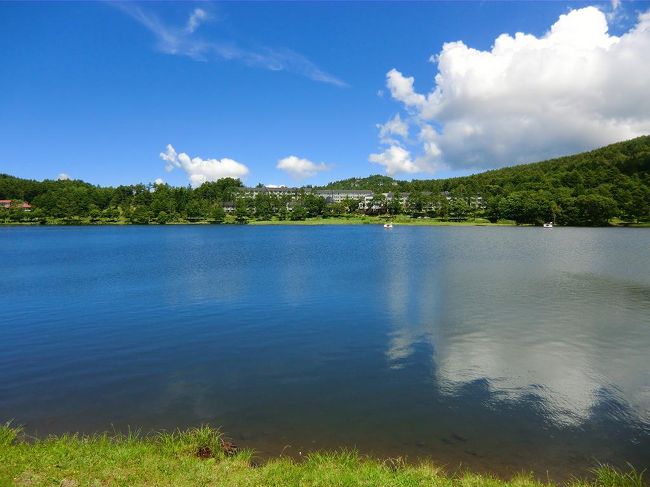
xmin=325 ymin=136 xmax=650 ymax=226
xmin=1 ymin=136 xmax=649 ymax=226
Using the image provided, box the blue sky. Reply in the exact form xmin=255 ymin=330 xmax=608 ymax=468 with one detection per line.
xmin=1 ymin=1 xmax=649 ymax=187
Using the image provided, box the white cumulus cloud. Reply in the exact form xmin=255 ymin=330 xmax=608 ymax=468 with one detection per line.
xmin=369 ymin=146 xmax=419 ymax=176
xmin=57 ymin=173 xmax=71 ymax=181
xmin=375 ymin=6 xmax=650 ymax=175
xmin=386 ymin=69 xmax=426 ymax=109
xmin=377 ymin=114 xmax=409 ymax=145
xmin=276 ymin=156 xmax=330 ymax=180
xmin=160 ymin=144 xmax=249 ymax=187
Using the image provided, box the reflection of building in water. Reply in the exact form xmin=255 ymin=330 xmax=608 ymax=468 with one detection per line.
xmin=383 ymin=232 xmax=444 ymax=369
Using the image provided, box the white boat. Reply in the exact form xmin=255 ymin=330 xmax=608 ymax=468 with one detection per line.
xmin=384 ymin=223 xmax=393 ymax=228
xmin=543 ymin=222 xmax=553 ymax=228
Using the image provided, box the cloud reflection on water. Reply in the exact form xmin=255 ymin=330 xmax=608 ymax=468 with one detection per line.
xmin=383 ymin=229 xmax=650 ymax=429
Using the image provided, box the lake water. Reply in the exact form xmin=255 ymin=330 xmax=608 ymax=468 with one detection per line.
xmin=1 ymin=225 xmax=648 ymax=479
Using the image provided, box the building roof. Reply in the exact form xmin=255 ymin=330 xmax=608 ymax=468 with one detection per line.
xmin=0 ymin=199 xmax=31 ymax=208
xmin=314 ymin=189 xmax=373 ymax=195
xmin=238 ymin=187 xmax=301 ymax=193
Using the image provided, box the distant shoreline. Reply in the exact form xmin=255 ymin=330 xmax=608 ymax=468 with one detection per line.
xmin=1 ymin=216 xmax=649 ymax=227
xmin=1 ymin=216 xmax=513 ymax=226
xmin=248 ymin=217 xmax=517 ymax=226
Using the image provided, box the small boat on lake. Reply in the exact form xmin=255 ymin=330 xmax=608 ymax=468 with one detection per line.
xmin=543 ymin=222 xmax=553 ymax=228
xmin=384 ymin=223 xmax=393 ymax=228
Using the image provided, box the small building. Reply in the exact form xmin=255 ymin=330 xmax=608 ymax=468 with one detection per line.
xmin=0 ymin=200 xmax=31 ymax=211
xmin=314 ymin=189 xmax=373 ymax=204
xmin=238 ymin=187 xmax=302 ymax=198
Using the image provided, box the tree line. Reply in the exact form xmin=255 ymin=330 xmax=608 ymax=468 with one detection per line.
xmin=1 ymin=136 xmax=648 ymax=226
xmin=325 ymin=136 xmax=650 ymax=225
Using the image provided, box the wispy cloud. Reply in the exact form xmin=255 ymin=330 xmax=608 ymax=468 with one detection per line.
xmin=113 ymin=3 xmax=346 ymax=87
xmin=605 ymin=0 xmax=629 ymax=25
xmin=185 ymin=8 xmax=208 ymax=34
xmin=377 ymin=113 xmax=409 ymax=145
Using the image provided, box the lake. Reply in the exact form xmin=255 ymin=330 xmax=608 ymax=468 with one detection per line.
xmin=0 ymin=225 xmax=648 ymax=479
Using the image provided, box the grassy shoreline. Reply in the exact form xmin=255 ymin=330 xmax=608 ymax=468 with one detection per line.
xmin=0 ymin=425 xmax=644 ymax=487
xmin=0 ymin=216 xmax=515 ymax=226
xmin=2 ymin=215 xmax=649 ymax=227
xmin=248 ymin=216 xmax=517 ymax=226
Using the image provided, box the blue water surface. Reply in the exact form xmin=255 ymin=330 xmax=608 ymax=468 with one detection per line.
xmin=1 ymin=225 xmax=648 ymax=479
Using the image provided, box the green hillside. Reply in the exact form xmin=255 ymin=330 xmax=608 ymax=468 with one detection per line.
xmin=324 ymin=136 xmax=650 ymax=225
xmin=1 ymin=136 xmax=648 ymax=226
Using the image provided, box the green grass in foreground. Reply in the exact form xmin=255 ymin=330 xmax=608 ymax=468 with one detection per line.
xmin=0 ymin=425 xmax=644 ymax=487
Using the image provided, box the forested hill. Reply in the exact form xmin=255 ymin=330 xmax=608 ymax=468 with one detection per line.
xmin=0 ymin=136 xmax=648 ymax=225
xmin=325 ymin=136 xmax=650 ymax=196
xmin=323 ymin=136 xmax=650 ymax=224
